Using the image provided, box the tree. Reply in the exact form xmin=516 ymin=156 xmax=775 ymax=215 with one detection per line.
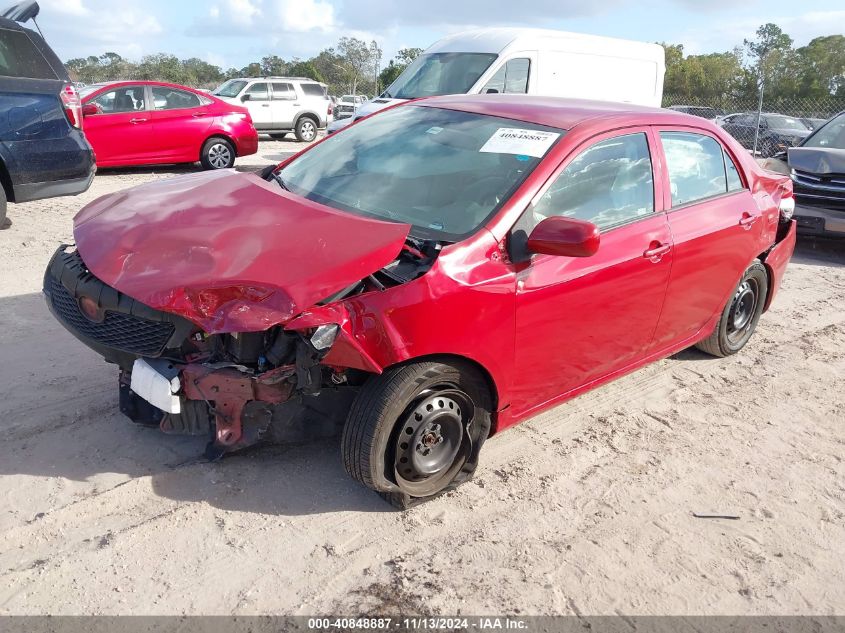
xmin=796 ymin=35 xmax=845 ymax=97
xmin=287 ymin=60 xmax=325 ymax=83
xmin=335 ymin=36 xmax=381 ymax=94
xmin=261 ymin=55 xmax=287 ymax=76
xmin=379 ymin=60 xmax=403 ymax=89
xmin=744 ymin=23 xmax=794 ymax=95
xmin=396 ymin=47 xmax=423 ymax=65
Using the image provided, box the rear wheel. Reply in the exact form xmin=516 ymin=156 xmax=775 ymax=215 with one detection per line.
xmin=696 ymin=260 xmax=768 ymax=357
xmin=200 ymin=137 xmax=235 ymax=170
xmin=341 ymin=360 xmax=492 ymax=509
xmin=0 ymin=185 xmax=8 ymax=230
xmin=294 ymin=116 xmax=318 ymax=142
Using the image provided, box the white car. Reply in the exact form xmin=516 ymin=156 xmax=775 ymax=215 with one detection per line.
xmin=212 ymin=77 xmax=331 ymax=142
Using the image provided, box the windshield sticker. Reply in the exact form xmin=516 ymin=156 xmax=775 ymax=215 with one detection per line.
xmin=426 ymin=126 xmax=444 ymax=135
xmin=480 ymin=128 xmax=560 ymax=158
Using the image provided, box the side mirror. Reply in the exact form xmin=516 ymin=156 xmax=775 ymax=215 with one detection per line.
xmin=486 ymin=88 xmax=499 ymax=94
xmin=526 ymin=216 xmax=600 ymax=258
xmin=81 ymin=103 xmax=99 ymax=117
xmin=241 ymin=93 xmax=251 ymax=102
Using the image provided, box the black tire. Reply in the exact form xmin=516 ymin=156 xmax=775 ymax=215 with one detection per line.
xmin=696 ymin=260 xmax=768 ymax=358
xmin=761 ymin=139 xmax=777 ymax=158
xmin=0 ymin=184 xmax=8 ymax=230
xmin=342 ymin=359 xmax=492 ymax=509
xmin=269 ymin=133 xmax=288 ymax=140
xmin=200 ymin=137 xmax=236 ymax=170
xmin=294 ymin=116 xmax=318 ymax=142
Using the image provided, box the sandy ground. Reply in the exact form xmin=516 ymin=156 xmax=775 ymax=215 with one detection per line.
xmin=0 ymin=136 xmax=843 ymax=616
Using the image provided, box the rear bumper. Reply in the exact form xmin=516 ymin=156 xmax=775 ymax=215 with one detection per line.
xmin=233 ymin=129 xmax=259 ymax=157
xmin=14 ymin=168 xmax=95 ymax=203
xmin=793 ymin=204 xmax=845 ymax=237
xmin=763 ymin=220 xmax=797 ymax=311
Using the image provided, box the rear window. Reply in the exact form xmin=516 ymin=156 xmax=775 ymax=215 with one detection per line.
xmin=0 ymin=27 xmax=58 ymax=79
xmin=300 ymin=83 xmax=326 ymax=97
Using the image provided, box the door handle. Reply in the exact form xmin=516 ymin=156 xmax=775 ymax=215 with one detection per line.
xmin=739 ymin=212 xmax=760 ymax=229
xmin=293 ymin=103 xmax=301 ymax=107
xmin=643 ymin=242 xmax=671 ymax=261
xmin=129 ymin=118 xmax=147 ymax=124
xmin=261 ymin=104 xmax=270 ymax=107
xmin=192 ymin=112 xmax=207 ymax=117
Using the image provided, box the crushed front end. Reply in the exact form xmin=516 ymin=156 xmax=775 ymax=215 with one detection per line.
xmin=43 ymin=246 xmax=359 ymax=457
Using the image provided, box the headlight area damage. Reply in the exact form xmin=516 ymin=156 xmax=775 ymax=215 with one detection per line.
xmin=43 ymin=170 xmax=441 ymax=458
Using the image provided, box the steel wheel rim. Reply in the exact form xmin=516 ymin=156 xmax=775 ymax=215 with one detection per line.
xmin=300 ymin=120 xmax=316 ymax=140
xmin=208 ymin=143 xmax=231 ymax=168
xmin=727 ymin=278 xmax=759 ymax=344
xmin=393 ymin=386 xmax=474 ymax=497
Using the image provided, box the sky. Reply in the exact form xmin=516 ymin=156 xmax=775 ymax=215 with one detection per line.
xmin=31 ymin=0 xmax=845 ymax=71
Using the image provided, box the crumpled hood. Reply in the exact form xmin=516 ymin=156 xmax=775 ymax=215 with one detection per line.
xmin=788 ymin=146 xmax=845 ymax=175
xmin=73 ymin=170 xmax=410 ymax=333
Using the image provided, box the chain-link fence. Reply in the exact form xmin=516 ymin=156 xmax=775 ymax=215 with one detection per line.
xmin=662 ymin=94 xmax=845 ymax=157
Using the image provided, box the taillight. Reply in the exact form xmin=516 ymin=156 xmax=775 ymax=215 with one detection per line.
xmin=778 ymin=181 xmax=795 ymax=222
xmin=327 ymin=103 xmax=332 ymax=116
xmin=60 ymin=83 xmax=83 ymax=130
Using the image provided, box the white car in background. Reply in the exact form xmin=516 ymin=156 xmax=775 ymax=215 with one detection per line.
xmin=327 ymin=27 xmax=666 ymax=134
xmin=212 ymin=77 xmax=331 ymax=142
xmin=334 ymin=94 xmax=368 ymax=119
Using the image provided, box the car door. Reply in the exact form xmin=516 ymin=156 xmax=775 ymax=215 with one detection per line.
xmin=650 ymin=128 xmax=766 ymax=350
xmin=270 ymin=82 xmax=297 ymax=129
xmin=149 ymin=85 xmax=213 ymax=162
xmin=510 ymin=129 xmax=673 ymax=417
xmin=82 ymin=85 xmax=153 ymax=165
xmin=240 ymin=81 xmax=272 ymax=129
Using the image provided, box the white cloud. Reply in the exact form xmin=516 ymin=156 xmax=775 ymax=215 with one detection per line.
xmin=39 ymin=0 xmax=88 ymax=16
xmin=276 ymin=0 xmax=336 ymax=33
xmin=680 ymin=10 xmax=845 ymax=55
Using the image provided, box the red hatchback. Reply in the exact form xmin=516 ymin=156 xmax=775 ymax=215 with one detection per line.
xmin=45 ymin=96 xmax=796 ymax=508
xmin=79 ymin=81 xmax=258 ymax=169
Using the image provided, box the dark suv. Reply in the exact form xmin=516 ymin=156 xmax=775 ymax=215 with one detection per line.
xmin=0 ymin=3 xmax=95 ymax=228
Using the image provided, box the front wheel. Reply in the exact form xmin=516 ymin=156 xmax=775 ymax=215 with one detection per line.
xmin=341 ymin=360 xmax=492 ymax=509
xmin=696 ymin=260 xmax=769 ymax=357
xmin=200 ymin=137 xmax=236 ymax=170
xmin=294 ymin=116 xmax=318 ymax=142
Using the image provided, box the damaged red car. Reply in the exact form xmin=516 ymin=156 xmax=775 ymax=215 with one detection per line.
xmin=44 ymin=95 xmax=797 ymax=508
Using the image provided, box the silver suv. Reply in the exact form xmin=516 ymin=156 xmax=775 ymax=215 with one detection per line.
xmin=212 ymin=77 xmax=330 ymax=142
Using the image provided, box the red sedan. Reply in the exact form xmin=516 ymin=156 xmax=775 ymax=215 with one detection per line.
xmin=79 ymin=81 xmax=258 ymax=169
xmin=45 ymin=96 xmax=796 ymax=508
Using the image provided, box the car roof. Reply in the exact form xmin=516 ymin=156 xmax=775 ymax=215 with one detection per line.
xmin=414 ymin=94 xmax=703 ymax=131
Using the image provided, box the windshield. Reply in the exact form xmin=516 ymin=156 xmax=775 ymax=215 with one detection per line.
xmin=278 ymin=105 xmax=563 ymax=241
xmin=383 ymin=52 xmax=498 ymax=99
xmin=802 ymin=113 xmax=845 ymax=149
xmin=213 ymin=80 xmax=247 ymax=98
xmin=766 ymin=115 xmax=809 ymax=131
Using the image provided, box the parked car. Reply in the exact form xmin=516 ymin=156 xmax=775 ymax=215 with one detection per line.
xmin=800 ymin=116 xmax=827 ymax=131
xmin=79 ymin=81 xmax=258 ymax=170
xmin=786 ymin=111 xmax=845 ymax=237
xmin=720 ymin=112 xmax=811 ymax=157
xmin=211 ymin=76 xmax=330 ymax=142
xmin=334 ymin=94 xmax=368 ymax=119
xmin=667 ymin=105 xmax=725 ymax=120
xmin=327 ymin=27 xmax=666 ymax=133
xmin=0 ymin=3 xmax=95 ymax=229
xmin=44 ymin=96 xmax=796 ymax=508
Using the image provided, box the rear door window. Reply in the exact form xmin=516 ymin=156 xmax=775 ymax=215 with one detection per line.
xmin=271 ymin=83 xmax=296 ymax=100
xmin=0 ymin=27 xmax=58 ymax=79
xmin=660 ymin=131 xmax=728 ymax=206
xmin=152 ymin=87 xmax=201 ymax=110
xmin=724 ymin=151 xmax=744 ymax=191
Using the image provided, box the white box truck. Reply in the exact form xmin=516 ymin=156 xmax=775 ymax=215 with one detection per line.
xmin=327 ymin=27 xmax=665 ymax=133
